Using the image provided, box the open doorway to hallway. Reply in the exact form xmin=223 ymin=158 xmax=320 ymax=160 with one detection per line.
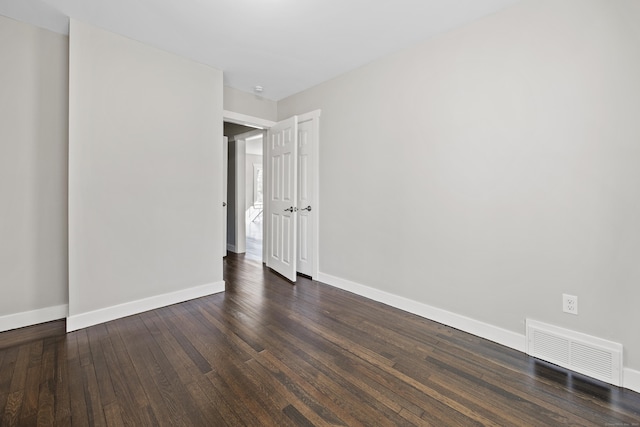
xmin=223 ymin=121 xmax=264 ymax=261
xmin=244 ymin=135 xmax=263 ymax=261
xmin=223 ymin=109 xmax=320 ymax=279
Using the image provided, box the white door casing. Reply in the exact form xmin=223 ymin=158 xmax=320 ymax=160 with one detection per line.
xmin=222 ymin=136 xmax=228 ymax=257
xmin=266 ymin=116 xmax=298 ymax=282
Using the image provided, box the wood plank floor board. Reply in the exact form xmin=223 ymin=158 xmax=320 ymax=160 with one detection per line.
xmin=255 ymin=349 xmax=365 ymax=427
xmin=122 ymin=315 xmax=208 ymax=427
xmin=94 ymin=332 xmax=144 ymax=427
xmin=265 ymin=324 xmax=417 ymax=427
xmin=263 ymin=336 xmax=403 ymax=427
xmin=143 ymin=311 xmax=212 ymax=377
xmin=107 ymin=317 xmax=185 ymax=426
xmin=86 ymin=325 xmax=118 ymax=408
xmin=0 ymin=346 xmax=18 ymax=418
xmin=61 ymin=332 xmax=89 ymax=426
xmin=18 ymin=360 xmax=41 ymax=425
xmin=164 ymin=303 xmax=258 ymax=388
xmin=102 ymin=401 xmax=125 ymax=427
xmin=215 ymin=356 xmax=294 ymax=427
xmin=1 ymin=252 xmax=640 ymax=426
xmin=1 ymin=344 xmax=32 ymax=424
xmin=185 ymin=378 xmax=233 ymax=426
xmin=52 ymin=337 xmax=71 ymax=426
xmin=432 ymin=342 xmax=637 ymax=426
xmin=35 ymin=337 xmax=56 ymax=426
xmin=424 ymin=348 xmax=601 ymax=425
xmin=101 ymin=322 xmax=150 ymax=418
xmin=0 ymin=321 xmax=66 ymax=352
xmin=205 ymin=370 xmax=262 ymax=427
xmin=139 ymin=311 xmax=202 ymax=384
xmin=244 ymin=358 xmax=342 ymax=427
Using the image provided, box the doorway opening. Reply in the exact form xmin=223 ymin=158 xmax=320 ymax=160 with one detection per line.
xmin=223 ymin=121 xmax=266 ymax=261
xmin=245 ymin=134 xmax=263 ymax=261
xmin=223 ymin=109 xmax=320 ymax=281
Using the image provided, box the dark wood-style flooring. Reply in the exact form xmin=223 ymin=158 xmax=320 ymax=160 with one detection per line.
xmin=1 ymin=253 xmax=639 ymax=426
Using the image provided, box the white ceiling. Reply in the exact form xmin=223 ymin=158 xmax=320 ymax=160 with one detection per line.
xmin=0 ymin=0 xmax=522 ymax=101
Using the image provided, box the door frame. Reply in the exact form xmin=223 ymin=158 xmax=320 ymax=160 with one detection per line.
xmin=228 ymin=129 xmax=263 ymax=255
xmin=222 ymin=136 xmax=228 ymax=257
xmin=222 ymin=109 xmax=320 ymax=279
xmin=224 ymin=111 xmax=275 ymax=261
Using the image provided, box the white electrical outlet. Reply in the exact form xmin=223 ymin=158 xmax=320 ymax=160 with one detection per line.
xmin=563 ymin=294 xmax=578 ymax=315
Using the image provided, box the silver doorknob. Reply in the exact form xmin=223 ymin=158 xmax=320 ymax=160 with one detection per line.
xmin=300 ymin=205 xmax=312 ymax=212
xmin=284 ymin=207 xmax=298 ymax=212
xmin=223 ymin=202 xmax=227 ymax=207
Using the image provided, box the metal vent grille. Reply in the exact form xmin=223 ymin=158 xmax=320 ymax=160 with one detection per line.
xmin=526 ymin=320 xmax=622 ymax=386
xmin=532 ymin=330 xmax=570 ymax=364
xmin=571 ymin=342 xmax=613 ymax=379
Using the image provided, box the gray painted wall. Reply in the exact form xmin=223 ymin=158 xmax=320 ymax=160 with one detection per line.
xmin=0 ymin=15 xmax=69 ymax=321
xmin=223 ymin=86 xmax=277 ymax=122
xmin=278 ymin=0 xmax=640 ymax=370
xmin=68 ymin=19 xmax=223 ymax=317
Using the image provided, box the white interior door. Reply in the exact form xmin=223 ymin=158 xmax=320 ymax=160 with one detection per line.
xmin=222 ymin=136 xmax=228 ymax=257
xmin=296 ymin=119 xmax=314 ymax=276
xmin=266 ymin=116 xmax=298 ymax=282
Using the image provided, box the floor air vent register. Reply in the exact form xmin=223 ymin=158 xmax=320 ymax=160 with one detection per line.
xmin=526 ymin=319 xmax=623 ymax=387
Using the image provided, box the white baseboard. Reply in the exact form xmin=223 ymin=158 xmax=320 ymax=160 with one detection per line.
xmin=226 ymin=245 xmax=246 ymax=254
xmin=66 ymin=281 xmax=225 ymax=332
xmin=317 ymin=272 xmax=525 ymax=352
xmin=624 ymin=368 xmax=640 ymax=393
xmin=0 ymin=304 xmax=68 ymax=333
xmin=317 ymin=272 xmax=640 ymax=393
xmin=227 ymin=244 xmax=238 ymax=252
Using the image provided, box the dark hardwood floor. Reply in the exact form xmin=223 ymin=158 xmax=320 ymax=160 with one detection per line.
xmin=1 ymin=254 xmax=639 ymax=426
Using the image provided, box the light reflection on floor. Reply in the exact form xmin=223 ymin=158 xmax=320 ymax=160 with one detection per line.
xmin=245 ymin=213 xmax=262 ymax=262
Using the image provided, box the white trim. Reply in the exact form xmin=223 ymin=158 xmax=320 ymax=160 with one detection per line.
xmin=223 ymin=110 xmax=276 ymax=129
xmin=297 ymin=109 xmax=322 ymax=123
xmin=317 ymin=272 xmax=525 ymax=352
xmin=0 ymin=304 xmax=68 ymax=333
xmin=66 ymin=281 xmax=225 ymax=332
xmin=227 ymin=129 xmax=264 ymax=142
xmin=235 ymin=137 xmax=246 ymax=254
xmin=222 ymin=136 xmax=228 ymax=258
xmin=264 ymin=126 xmax=271 ymax=268
xmin=624 ymin=368 xmax=640 ymax=393
xmin=262 ymin=131 xmax=268 ymax=263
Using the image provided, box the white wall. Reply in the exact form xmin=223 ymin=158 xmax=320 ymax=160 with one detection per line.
xmin=68 ymin=20 xmax=224 ymax=330
xmin=278 ymin=0 xmax=640 ymax=372
xmin=224 ymin=86 xmax=277 ymax=122
xmin=0 ymin=15 xmax=69 ymax=330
